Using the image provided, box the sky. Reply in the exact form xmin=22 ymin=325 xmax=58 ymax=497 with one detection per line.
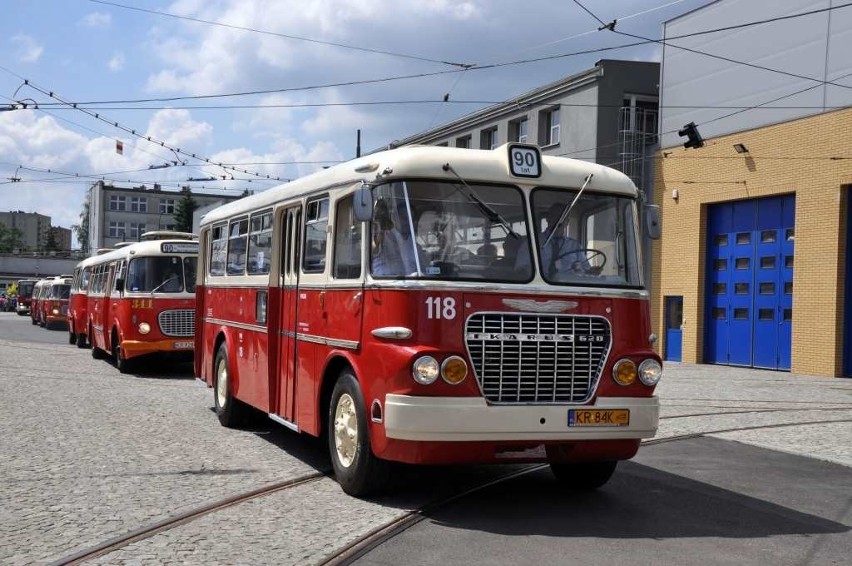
xmin=0 ymin=0 xmax=711 ymax=246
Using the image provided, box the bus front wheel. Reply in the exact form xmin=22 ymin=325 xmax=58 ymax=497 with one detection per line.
xmin=214 ymin=343 xmax=245 ymax=427
xmin=328 ymin=370 xmax=389 ymax=497
xmin=548 ymin=460 xmax=617 ymax=490
xmin=112 ymin=330 xmax=132 ymax=374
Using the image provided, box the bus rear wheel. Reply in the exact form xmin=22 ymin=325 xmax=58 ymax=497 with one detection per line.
xmin=548 ymin=460 xmax=617 ymax=490
xmin=68 ymin=323 xmax=77 ymax=345
xmin=213 ymin=343 xmax=246 ymax=427
xmin=328 ymin=370 xmax=389 ymax=497
xmin=76 ymin=332 xmax=88 ymax=349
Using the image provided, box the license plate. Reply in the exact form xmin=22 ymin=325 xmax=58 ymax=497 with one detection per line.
xmin=568 ymin=409 xmax=629 ymax=427
xmin=173 ymin=341 xmax=193 ymax=349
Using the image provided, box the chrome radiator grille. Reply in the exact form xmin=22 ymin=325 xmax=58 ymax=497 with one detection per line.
xmin=158 ymin=309 xmax=195 ymax=337
xmin=465 ymin=313 xmax=611 ymax=404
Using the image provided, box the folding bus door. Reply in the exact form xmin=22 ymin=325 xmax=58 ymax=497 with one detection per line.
xmin=274 ymin=206 xmax=302 ymax=425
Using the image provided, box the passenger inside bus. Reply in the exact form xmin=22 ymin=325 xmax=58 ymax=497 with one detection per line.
xmin=371 ymin=199 xmax=417 ymax=277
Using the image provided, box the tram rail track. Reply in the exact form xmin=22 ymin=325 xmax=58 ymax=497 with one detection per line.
xmin=48 ymin=411 xmax=852 ymax=565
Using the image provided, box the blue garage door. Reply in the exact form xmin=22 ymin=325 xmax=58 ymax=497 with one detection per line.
xmin=705 ymin=195 xmax=794 ymax=370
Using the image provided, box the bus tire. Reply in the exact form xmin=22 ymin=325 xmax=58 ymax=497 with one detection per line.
xmin=213 ymin=343 xmax=245 ymax=427
xmin=112 ymin=330 xmax=132 ymax=374
xmin=91 ymin=345 xmax=106 ymax=360
xmin=31 ymin=317 xmax=37 ymax=325
xmin=328 ymin=370 xmax=389 ymax=497
xmin=77 ymin=332 xmax=88 ymax=349
xmin=548 ymin=460 xmax=617 ymax=490
xmin=68 ymin=326 xmax=77 ymax=345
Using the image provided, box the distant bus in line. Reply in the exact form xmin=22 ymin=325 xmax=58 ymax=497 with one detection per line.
xmin=73 ymin=232 xmax=199 ymax=373
xmin=195 ymin=143 xmax=663 ymax=496
xmin=15 ymin=279 xmax=38 ymax=316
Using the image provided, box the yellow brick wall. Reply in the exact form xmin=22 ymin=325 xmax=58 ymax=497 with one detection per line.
xmin=651 ymin=108 xmax=852 ymax=377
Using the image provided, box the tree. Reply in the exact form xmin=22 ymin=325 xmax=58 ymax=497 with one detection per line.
xmin=173 ymin=192 xmax=198 ymax=233
xmin=0 ymin=223 xmax=25 ymax=253
xmin=44 ymin=227 xmax=60 ymax=252
xmin=72 ymin=192 xmax=91 ymax=254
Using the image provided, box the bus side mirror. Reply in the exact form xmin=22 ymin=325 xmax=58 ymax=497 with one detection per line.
xmin=645 ymin=204 xmax=661 ymax=240
xmin=115 ymin=278 xmax=125 ymax=292
xmin=353 ymin=186 xmax=373 ymax=222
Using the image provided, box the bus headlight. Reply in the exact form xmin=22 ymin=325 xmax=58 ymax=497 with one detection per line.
xmin=52 ymin=308 xmax=60 ymax=315
xmin=412 ymin=356 xmax=439 ymax=385
xmin=638 ymin=359 xmax=663 ymax=386
xmin=441 ymin=356 xmax=468 ymax=385
xmin=138 ymin=322 xmax=151 ymax=335
xmin=612 ymin=359 xmax=637 ymax=386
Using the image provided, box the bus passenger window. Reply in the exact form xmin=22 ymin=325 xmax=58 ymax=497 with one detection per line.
xmin=303 ymin=198 xmax=329 ymax=273
xmin=210 ymin=224 xmax=227 ymax=276
xmin=333 ymin=196 xmax=362 ymax=279
xmin=227 ymin=218 xmax=249 ymax=275
xmin=247 ymin=210 xmax=273 ymax=275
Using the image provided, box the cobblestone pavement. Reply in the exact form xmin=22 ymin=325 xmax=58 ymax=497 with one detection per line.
xmin=1 ymin=317 xmax=851 ymax=565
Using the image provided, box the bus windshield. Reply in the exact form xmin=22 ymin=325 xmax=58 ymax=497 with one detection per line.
xmin=371 ymin=180 xmax=532 ymax=282
xmin=126 ymin=256 xmax=198 ymax=293
xmin=50 ymin=284 xmax=71 ymax=299
xmin=18 ymin=281 xmax=35 ymax=297
xmin=530 ymin=188 xmax=642 ymax=287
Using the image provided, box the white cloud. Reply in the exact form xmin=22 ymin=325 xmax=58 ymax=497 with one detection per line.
xmin=80 ymin=12 xmax=112 ymax=28
xmin=11 ymin=34 xmax=43 ymax=63
xmin=108 ymin=52 xmax=126 ymax=72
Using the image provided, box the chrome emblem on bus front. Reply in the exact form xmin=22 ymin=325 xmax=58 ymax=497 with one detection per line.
xmin=501 ymin=299 xmax=578 ymax=313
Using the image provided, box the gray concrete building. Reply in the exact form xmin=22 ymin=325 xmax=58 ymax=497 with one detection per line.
xmin=0 ymin=211 xmax=52 ymax=251
xmin=87 ymin=181 xmax=243 ymax=250
xmin=388 ymin=59 xmax=660 ymax=195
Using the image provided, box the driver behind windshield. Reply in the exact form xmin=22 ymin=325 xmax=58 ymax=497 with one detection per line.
xmin=516 ymin=203 xmax=592 ymax=279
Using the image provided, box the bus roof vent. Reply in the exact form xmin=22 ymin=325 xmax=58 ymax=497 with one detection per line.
xmin=113 ymin=242 xmax=134 ymax=249
xmin=95 ymin=248 xmax=113 ymax=255
xmin=140 ymin=230 xmax=197 ymax=241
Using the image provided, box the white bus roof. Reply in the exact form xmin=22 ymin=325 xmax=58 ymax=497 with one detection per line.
xmin=75 ymin=238 xmax=199 ymax=268
xmin=200 ymin=144 xmax=638 ymax=226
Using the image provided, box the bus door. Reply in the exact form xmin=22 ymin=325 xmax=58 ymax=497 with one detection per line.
xmin=274 ymin=205 xmax=302 ymax=424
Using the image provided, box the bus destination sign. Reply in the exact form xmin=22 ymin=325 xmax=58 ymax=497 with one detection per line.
xmin=161 ymin=242 xmax=199 ymax=254
xmin=507 ymin=144 xmax=541 ymax=178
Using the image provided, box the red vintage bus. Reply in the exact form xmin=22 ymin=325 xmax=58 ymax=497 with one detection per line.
xmin=38 ymin=275 xmax=73 ymax=330
xmin=195 ymin=143 xmax=663 ymax=496
xmin=83 ymin=232 xmax=198 ymax=373
xmin=30 ymin=278 xmax=51 ymax=326
xmin=16 ymin=278 xmax=39 ymax=316
xmin=68 ymin=254 xmax=101 ymax=347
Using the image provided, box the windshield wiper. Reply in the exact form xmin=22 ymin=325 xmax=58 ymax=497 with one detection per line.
xmin=442 ymin=163 xmax=520 ymax=239
xmin=150 ymin=276 xmax=180 ymax=294
xmin=543 ymin=173 xmax=593 ymax=249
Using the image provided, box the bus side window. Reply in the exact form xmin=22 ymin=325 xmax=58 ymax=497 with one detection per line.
xmin=227 ymin=218 xmax=249 ymax=275
xmin=209 ymin=224 xmax=227 ymax=276
xmin=303 ymin=197 xmax=329 ymax=273
xmin=332 ymin=195 xmax=362 ymax=279
xmin=247 ymin=210 xmax=273 ymax=275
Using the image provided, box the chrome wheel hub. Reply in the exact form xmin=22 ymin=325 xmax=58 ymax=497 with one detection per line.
xmin=334 ymin=393 xmax=357 ymax=468
xmin=216 ymin=358 xmax=228 ymax=409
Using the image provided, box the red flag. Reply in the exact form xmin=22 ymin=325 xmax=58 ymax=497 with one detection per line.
xmin=116 ymin=140 xmax=124 ymax=155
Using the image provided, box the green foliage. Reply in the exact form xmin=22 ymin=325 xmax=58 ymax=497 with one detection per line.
xmin=173 ymin=192 xmax=199 ymax=233
xmin=72 ymin=192 xmax=91 ymax=253
xmin=0 ymin=222 xmax=25 ymax=253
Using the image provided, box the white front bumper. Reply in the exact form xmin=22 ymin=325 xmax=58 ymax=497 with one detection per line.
xmin=383 ymin=395 xmax=659 ymax=442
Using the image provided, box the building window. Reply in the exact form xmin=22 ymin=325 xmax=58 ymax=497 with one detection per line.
xmin=159 ymin=198 xmax=176 ymax=214
xmin=130 ymin=197 xmax=147 ymax=213
xmin=456 ymin=135 xmax=471 ymax=149
xmin=540 ymin=107 xmax=560 ymax=146
xmin=509 ymin=117 xmax=528 ymax=143
xmin=480 ymin=127 xmax=498 ymax=150
xmin=109 ymin=195 xmax=126 ymax=211
xmin=108 ymin=221 xmax=126 ymax=239
xmin=129 ymin=223 xmax=147 ymax=240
